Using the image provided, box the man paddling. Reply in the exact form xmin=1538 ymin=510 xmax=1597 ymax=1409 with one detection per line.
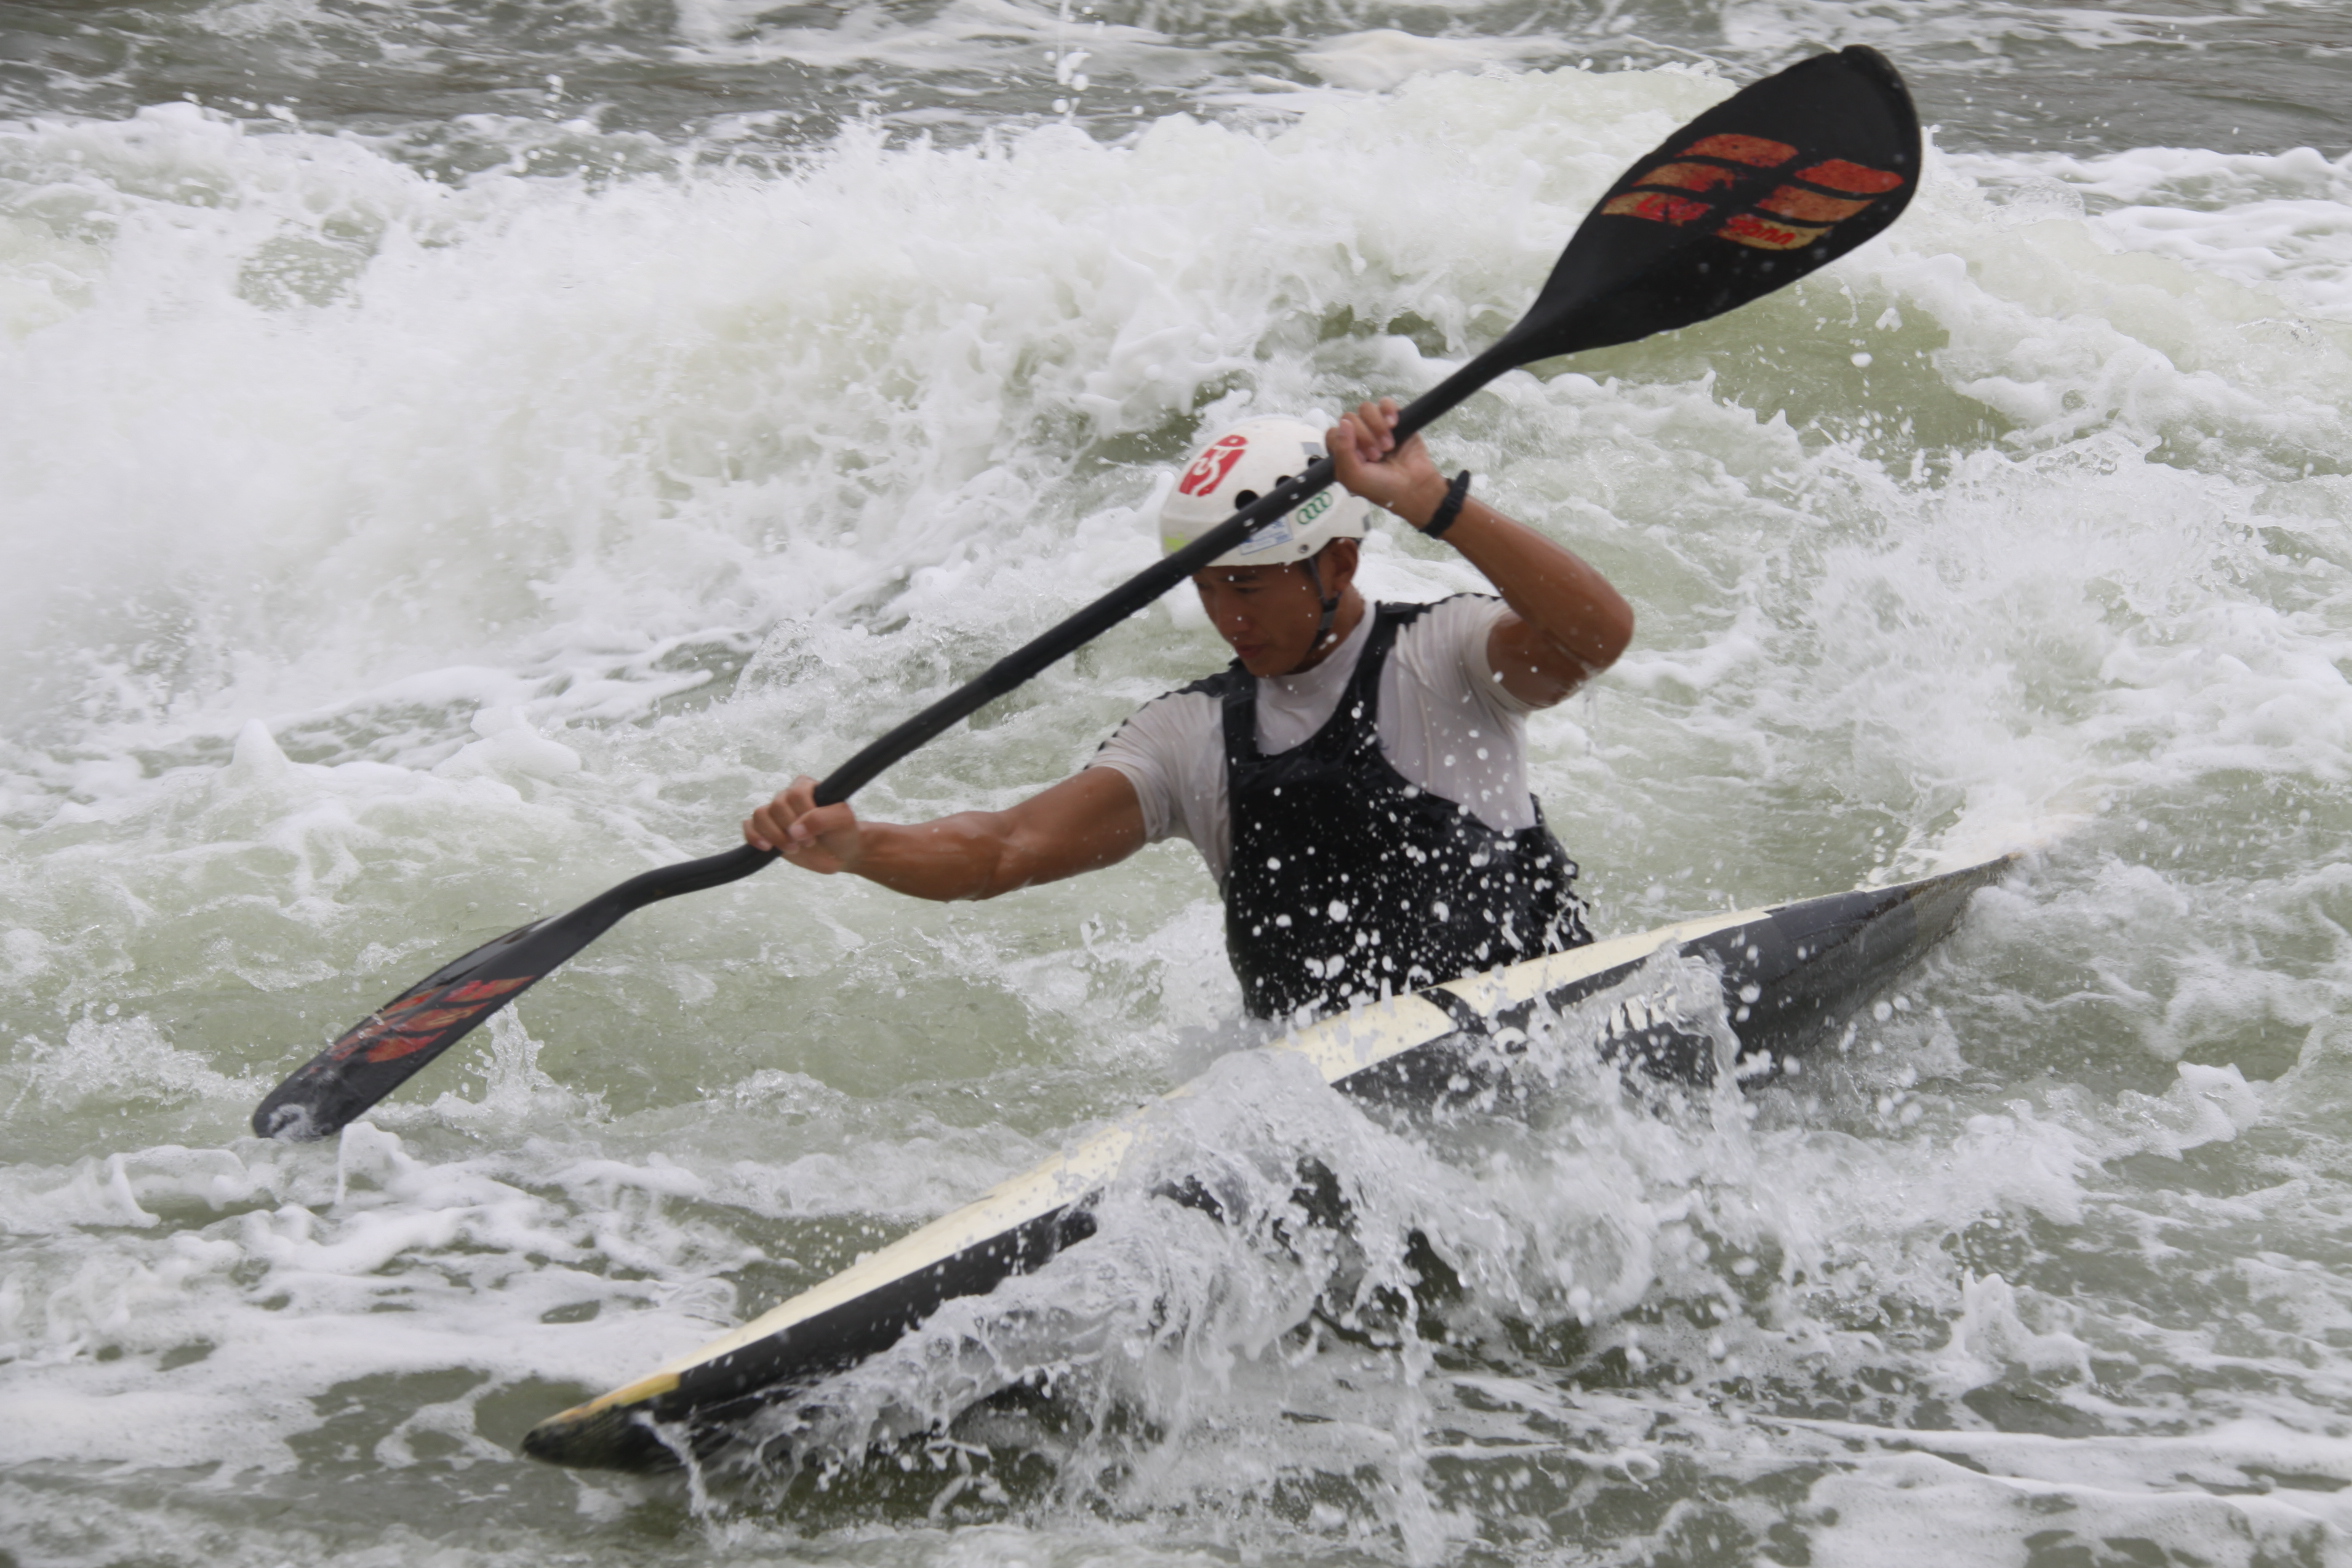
xmin=746 ymin=398 xmax=1634 ymax=1023
xmin=255 ymin=49 xmax=1919 ymax=1145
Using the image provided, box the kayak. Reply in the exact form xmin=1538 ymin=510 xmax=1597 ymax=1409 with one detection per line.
xmin=523 ymin=853 xmax=2017 ymax=1472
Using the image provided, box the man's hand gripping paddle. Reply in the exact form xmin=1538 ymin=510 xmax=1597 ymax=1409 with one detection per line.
xmin=252 ymin=45 xmax=1920 ymax=1142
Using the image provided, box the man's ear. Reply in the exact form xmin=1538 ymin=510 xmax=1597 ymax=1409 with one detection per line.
xmin=1314 ymin=537 xmax=1361 ymax=597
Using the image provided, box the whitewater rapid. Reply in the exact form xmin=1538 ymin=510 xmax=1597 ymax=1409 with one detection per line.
xmin=4 ymin=6 xmax=2351 ymax=1564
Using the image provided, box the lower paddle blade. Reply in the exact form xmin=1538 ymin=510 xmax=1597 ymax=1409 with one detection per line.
xmin=251 ymin=919 xmax=573 ymax=1140
xmin=251 ymin=844 xmax=775 ymax=1141
xmin=1502 ymin=46 xmax=1921 ymax=367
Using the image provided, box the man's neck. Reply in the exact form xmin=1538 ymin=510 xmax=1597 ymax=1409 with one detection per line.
xmin=1283 ymin=590 xmax=1368 ymax=676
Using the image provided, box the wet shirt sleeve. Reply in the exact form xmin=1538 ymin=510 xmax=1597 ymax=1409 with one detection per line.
xmin=1446 ymin=594 xmax=1541 ymax=722
xmin=1087 ymin=689 xmax=1230 ymax=884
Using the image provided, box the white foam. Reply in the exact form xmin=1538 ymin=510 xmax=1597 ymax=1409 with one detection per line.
xmin=5 ymin=45 xmax=2352 ymax=1564
xmin=1962 ymin=145 xmax=2352 ymax=319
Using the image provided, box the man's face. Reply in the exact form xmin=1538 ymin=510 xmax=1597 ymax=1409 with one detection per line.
xmin=1192 ymin=561 xmax=1326 ymax=677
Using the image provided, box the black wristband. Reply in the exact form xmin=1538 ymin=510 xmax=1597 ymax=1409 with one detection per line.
xmin=1423 ymin=470 xmax=1472 ymax=539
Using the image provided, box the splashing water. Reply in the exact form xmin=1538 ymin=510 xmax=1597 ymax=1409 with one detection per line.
xmin=5 ymin=1 xmax=2352 ymax=1563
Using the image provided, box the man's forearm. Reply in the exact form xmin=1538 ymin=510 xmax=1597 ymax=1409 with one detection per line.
xmin=843 ymin=814 xmax=1014 ymax=901
xmin=1451 ymin=503 xmax=1632 ymax=672
xmin=805 ymin=769 xmax=1145 ymax=901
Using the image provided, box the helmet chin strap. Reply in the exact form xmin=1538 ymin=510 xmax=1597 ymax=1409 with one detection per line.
xmin=1303 ymin=556 xmax=1341 ymax=651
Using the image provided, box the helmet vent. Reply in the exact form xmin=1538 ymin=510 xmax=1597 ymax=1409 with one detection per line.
xmin=1234 ymin=490 xmax=1259 ymax=508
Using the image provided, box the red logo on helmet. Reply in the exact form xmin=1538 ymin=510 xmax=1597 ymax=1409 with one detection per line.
xmin=1177 ymin=434 xmax=1249 ymax=497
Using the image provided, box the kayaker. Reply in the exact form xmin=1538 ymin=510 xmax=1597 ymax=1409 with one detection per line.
xmin=744 ymin=397 xmax=1635 ymax=1022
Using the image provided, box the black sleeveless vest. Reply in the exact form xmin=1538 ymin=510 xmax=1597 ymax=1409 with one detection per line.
xmin=1196 ymin=601 xmax=1592 ymax=1021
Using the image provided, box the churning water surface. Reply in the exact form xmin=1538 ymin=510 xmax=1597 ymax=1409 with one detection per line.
xmin=3 ymin=1 xmax=2351 ymax=1564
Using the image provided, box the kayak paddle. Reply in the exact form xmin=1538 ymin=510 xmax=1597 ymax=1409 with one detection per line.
xmin=251 ymin=45 xmax=1919 ymax=1141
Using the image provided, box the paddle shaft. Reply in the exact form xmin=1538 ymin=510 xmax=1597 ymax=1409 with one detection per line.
xmin=672 ymin=349 xmax=1501 ymax=893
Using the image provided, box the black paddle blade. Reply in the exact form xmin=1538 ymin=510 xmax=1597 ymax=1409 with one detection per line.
xmin=252 ymin=844 xmax=774 ymax=1141
xmin=1501 ymin=46 xmax=1920 ymax=368
xmin=250 ymin=918 xmax=572 ymax=1141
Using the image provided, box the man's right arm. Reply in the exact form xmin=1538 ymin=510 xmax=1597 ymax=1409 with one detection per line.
xmin=1330 ymin=399 xmax=1633 ymax=708
xmin=743 ymin=766 xmax=1148 ymax=901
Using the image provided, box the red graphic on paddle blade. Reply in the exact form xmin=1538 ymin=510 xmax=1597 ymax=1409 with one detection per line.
xmin=1755 ymin=186 xmax=1875 ymax=223
xmin=1602 ymin=191 xmax=1712 ymax=227
xmin=1717 ymin=212 xmax=1833 ymax=251
xmin=362 ymin=1024 xmax=467 ymax=1064
xmin=1795 ymin=159 xmax=1906 ymax=195
xmin=1634 ymin=161 xmax=1745 ymax=193
xmin=321 ymin=972 xmax=541 ymax=1067
xmin=447 ymin=976 xmax=534 ymax=1004
xmin=1680 ymin=134 xmax=1799 ymax=167
xmin=1605 ymin=133 xmax=1908 ymax=254
xmin=378 ymin=1005 xmax=480 ymax=1035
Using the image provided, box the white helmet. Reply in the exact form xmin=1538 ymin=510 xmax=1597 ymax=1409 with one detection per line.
xmin=1157 ymin=416 xmax=1375 ymax=567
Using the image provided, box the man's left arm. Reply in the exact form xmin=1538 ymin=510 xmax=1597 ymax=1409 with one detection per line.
xmin=1330 ymin=399 xmax=1634 ymax=708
